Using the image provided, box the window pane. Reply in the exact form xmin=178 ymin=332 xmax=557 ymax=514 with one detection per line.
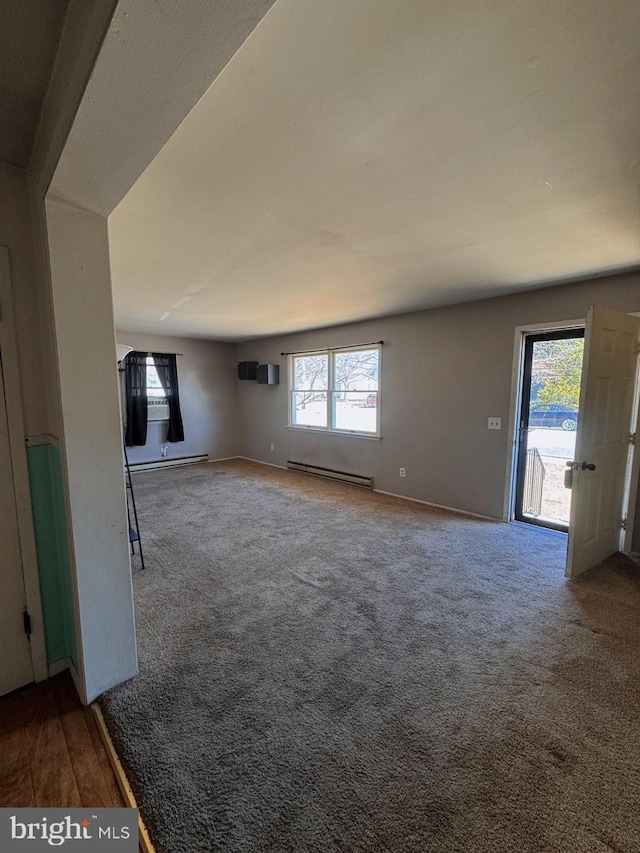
xmin=146 ymin=362 xmax=166 ymax=398
xmin=524 ymin=336 xmax=583 ymax=527
xmin=332 ymin=391 xmax=377 ymax=433
xmin=292 ymin=392 xmax=327 ymax=427
xmin=292 ymin=354 xmax=328 ymax=390
xmin=333 ymin=349 xmax=379 ymax=391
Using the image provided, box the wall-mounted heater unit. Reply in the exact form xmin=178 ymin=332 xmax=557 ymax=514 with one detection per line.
xmin=287 ymin=460 xmax=373 ymax=489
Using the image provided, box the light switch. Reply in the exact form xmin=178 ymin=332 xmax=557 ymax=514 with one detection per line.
xmin=488 ymin=417 xmax=501 ymax=430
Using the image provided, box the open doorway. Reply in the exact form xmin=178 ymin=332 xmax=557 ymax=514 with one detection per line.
xmin=514 ymin=329 xmax=585 ymax=531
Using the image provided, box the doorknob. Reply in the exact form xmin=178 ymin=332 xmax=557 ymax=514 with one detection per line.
xmin=565 ymin=460 xmax=578 ymax=489
xmin=581 ymin=461 xmax=597 ymax=471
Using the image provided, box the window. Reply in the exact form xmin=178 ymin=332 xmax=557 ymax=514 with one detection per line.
xmin=146 ymin=356 xmax=169 ymax=422
xmin=289 ymin=345 xmax=380 ymax=436
xmin=146 ymin=356 xmax=166 ymax=399
xmin=125 ymin=350 xmax=184 ymax=444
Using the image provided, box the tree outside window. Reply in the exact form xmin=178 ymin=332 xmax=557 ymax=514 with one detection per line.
xmin=290 ymin=346 xmax=380 ymax=435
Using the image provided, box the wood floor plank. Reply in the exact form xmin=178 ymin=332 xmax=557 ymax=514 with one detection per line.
xmin=52 ymin=676 xmax=119 ymax=809
xmin=0 ymin=689 xmax=35 ymax=807
xmin=1 ymin=673 xmax=130 ymax=814
xmin=22 ymin=678 xmax=82 ymax=808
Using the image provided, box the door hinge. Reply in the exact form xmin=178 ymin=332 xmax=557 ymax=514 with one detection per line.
xmin=631 ymin=433 xmax=636 ymax=446
xmin=23 ymin=610 xmax=32 ymax=638
xmin=621 ymin=517 xmax=627 ymax=531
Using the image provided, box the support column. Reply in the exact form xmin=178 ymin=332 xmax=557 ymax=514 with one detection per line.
xmin=45 ymin=198 xmax=137 ymax=703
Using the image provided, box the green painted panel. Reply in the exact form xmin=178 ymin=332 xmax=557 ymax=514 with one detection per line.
xmin=26 ymin=444 xmax=78 ymax=668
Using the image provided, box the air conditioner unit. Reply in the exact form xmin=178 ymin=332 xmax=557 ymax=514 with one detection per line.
xmin=148 ymin=400 xmax=169 ymax=421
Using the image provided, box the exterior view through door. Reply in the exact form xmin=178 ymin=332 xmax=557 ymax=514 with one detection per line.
xmin=515 ymin=329 xmax=585 ymax=531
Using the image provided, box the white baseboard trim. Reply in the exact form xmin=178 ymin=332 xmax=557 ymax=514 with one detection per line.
xmin=373 ymin=488 xmax=501 ymax=523
xmin=237 ymin=455 xmax=288 ymax=471
xmin=129 ymin=454 xmax=208 ymax=473
xmin=48 ymin=658 xmax=70 ymax=678
xmin=237 ymin=456 xmax=501 ymax=522
xmin=206 ymin=456 xmax=242 ymax=464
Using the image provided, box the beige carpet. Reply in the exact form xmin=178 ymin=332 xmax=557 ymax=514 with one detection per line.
xmin=101 ymin=459 xmax=640 ymax=853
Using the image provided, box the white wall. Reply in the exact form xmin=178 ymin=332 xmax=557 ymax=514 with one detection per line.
xmin=237 ymin=270 xmax=640 ymax=521
xmin=46 ymin=199 xmax=137 ymax=702
xmin=115 ymin=331 xmax=239 ymax=464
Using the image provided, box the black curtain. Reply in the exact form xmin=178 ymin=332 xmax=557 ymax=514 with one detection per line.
xmin=125 ymin=351 xmax=148 ymax=446
xmin=152 ymin=352 xmax=185 ymax=442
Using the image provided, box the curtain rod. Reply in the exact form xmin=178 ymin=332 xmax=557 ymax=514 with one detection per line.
xmin=124 ymin=350 xmax=184 ymax=356
xmin=118 ymin=350 xmax=183 ymax=370
xmin=280 ymin=340 xmax=383 ymax=357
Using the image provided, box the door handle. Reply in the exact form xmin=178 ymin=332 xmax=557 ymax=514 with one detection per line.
xmin=565 ymin=460 xmax=578 ymax=489
xmin=581 ymin=461 xmax=596 ymax=471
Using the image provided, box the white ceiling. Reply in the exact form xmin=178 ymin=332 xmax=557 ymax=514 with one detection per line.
xmin=110 ymin=0 xmax=640 ymax=341
xmin=0 ymin=0 xmax=69 ymax=169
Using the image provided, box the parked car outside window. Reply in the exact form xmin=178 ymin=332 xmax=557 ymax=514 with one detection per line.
xmin=529 ymin=403 xmax=578 ymax=431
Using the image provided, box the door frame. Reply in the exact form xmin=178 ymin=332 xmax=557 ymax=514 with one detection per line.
xmin=0 ymin=247 xmax=48 ymax=683
xmin=513 ymin=328 xmax=585 ymax=532
xmin=621 ymin=321 xmax=640 ymax=554
xmin=503 ymin=317 xmax=585 ymax=525
xmin=505 ymin=314 xmax=640 ymax=551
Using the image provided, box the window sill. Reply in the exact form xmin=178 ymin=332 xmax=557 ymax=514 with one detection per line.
xmin=287 ymin=426 xmax=382 ymax=440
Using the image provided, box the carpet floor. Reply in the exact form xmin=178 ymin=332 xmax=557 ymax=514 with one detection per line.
xmin=101 ymin=460 xmax=640 ymax=853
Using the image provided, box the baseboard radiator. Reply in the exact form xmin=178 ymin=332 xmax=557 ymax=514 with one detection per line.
xmin=287 ymin=460 xmax=373 ymax=489
xmin=129 ymin=454 xmax=209 ymax=473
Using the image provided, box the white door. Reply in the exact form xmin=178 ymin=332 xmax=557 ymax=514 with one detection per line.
xmin=566 ymin=305 xmax=640 ymax=578
xmin=0 ymin=357 xmax=33 ymax=695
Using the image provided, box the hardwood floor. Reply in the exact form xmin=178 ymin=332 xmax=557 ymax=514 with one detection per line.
xmin=0 ymin=672 xmax=126 ymax=809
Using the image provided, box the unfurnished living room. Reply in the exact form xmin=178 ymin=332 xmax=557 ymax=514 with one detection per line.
xmin=2 ymin=1 xmax=640 ymax=851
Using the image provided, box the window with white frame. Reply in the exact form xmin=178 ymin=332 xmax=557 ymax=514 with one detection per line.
xmin=289 ymin=345 xmax=380 ymax=435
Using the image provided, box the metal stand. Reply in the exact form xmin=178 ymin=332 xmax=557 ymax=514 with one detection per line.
xmin=124 ymin=439 xmax=146 ymax=570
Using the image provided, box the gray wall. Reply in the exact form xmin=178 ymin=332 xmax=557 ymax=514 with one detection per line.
xmin=237 ymin=271 xmax=640 ymax=522
xmin=116 ymin=331 xmax=239 ymax=465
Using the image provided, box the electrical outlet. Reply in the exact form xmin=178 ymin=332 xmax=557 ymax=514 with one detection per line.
xmin=399 ymin=467 xmax=406 ymax=478
xmin=270 ymin=443 xmax=275 ymax=451
xmin=488 ymin=417 xmax=501 ymax=430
